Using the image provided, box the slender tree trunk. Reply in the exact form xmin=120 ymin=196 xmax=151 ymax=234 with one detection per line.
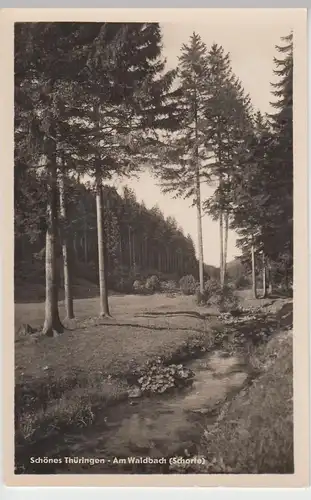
xmin=43 ymin=139 xmax=64 ymax=336
xmin=143 ymin=237 xmax=148 ymax=269
xmin=128 ymin=226 xmax=132 ymax=270
xmin=138 ymin=239 xmax=142 ymax=268
xmin=223 ymin=211 xmax=229 ymax=287
xmin=59 ymin=169 xmax=74 ymax=319
xmin=119 ymin=237 xmax=123 ymax=268
xmin=83 ymin=213 xmax=88 ymax=263
xmin=251 ymin=240 xmax=257 ymax=299
xmin=144 ymin=238 xmax=148 ymax=268
xmin=194 ymin=86 xmax=204 ymax=294
xmin=132 ymin=231 xmax=136 ymax=270
xmin=261 ymin=252 xmax=267 ymax=298
xmin=196 ymin=188 xmax=204 ymax=295
xmin=73 ymin=233 xmax=78 ymax=261
xmin=180 ymin=251 xmax=184 ymax=276
xmin=219 ymin=210 xmax=224 ymax=288
xmin=94 ymin=99 xmax=110 ymax=317
xmin=95 ymin=173 xmax=110 ymax=317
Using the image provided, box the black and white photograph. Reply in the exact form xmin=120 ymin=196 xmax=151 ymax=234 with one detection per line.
xmin=5 ymin=7 xmax=308 ymax=485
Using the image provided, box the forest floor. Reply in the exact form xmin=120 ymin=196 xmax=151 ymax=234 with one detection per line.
xmin=14 ymin=291 xmax=293 ymax=474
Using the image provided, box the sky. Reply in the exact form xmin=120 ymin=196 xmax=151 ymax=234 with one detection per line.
xmin=108 ymin=11 xmax=293 ymax=267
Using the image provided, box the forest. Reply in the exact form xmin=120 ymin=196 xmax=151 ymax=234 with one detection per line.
xmin=15 ymin=23 xmax=293 ymax=332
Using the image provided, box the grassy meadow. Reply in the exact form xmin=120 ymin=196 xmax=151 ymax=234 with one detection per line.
xmin=15 ymin=290 xmax=293 ymax=474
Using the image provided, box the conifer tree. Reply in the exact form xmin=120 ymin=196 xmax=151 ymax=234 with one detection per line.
xmin=203 ymin=44 xmax=253 ymax=289
xmin=157 ymin=33 xmax=212 ymax=294
xmin=229 ymin=34 xmax=293 ymax=296
xmin=267 ymin=32 xmax=293 ymax=290
xmin=73 ymin=23 xmax=177 ymax=317
xmin=15 ymin=22 xmax=178 ymax=325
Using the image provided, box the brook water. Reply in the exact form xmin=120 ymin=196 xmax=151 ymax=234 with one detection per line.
xmin=24 ymin=349 xmax=251 ymax=474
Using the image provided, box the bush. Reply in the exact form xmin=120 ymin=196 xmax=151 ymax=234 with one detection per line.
xmin=179 ymin=275 xmax=197 ymax=295
xmin=145 ymin=275 xmax=161 ymax=293
xmin=132 ymin=279 xmax=146 ymax=294
xmin=220 ymin=284 xmax=239 ymax=312
xmin=195 ymin=278 xmax=222 ymax=305
xmin=160 ymin=280 xmax=177 ymax=295
xmin=195 ymin=279 xmax=239 ymax=311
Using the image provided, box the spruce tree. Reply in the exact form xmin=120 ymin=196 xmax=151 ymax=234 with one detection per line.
xmin=203 ymin=44 xmax=253 ymax=289
xmin=15 ymin=22 xmax=112 ymax=334
xmin=73 ymin=23 xmax=177 ymax=317
xmin=229 ymin=34 xmax=293 ymax=296
xmin=267 ymin=32 xmax=293 ymax=289
xmin=15 ymin=22 xmax=178 ymax=325
xmin=156 ymin=32 xmax=212 ymax=294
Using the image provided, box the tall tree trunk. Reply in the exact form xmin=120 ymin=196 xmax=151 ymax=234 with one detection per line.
xmin=194 ymin=87 xmax=204 ymax=294
xmin=83 ymin=213 xmax=88 ymax=263
xmin=180 ymin=251 xmax=184 ymax=276
xmin=43 ymin=140 xmax=64 ymax=336
xmin=73 ymin=233 xmax=78 ymax=261
xmin=132 ymin=231 xmax=136 ymax=270
xmin=196 ymin=186 xmax=204 ymax=295
xmin=94 ymin=100 xmax=110 ymax=317
xmin=165 ymin=247 xmax=169 ymax=273
xmin=157 ymin=252 xmax=161 ymax=272
xmin=223 ymin=211 xmax=229 ymax=286
xmin=119 ymin=237 xmax=123 ymax=268
xmin=59 ymin=169 xmax=74 ymax=319
xmin=144 ymin=238 xmax=148 ymax=268
xmin=261 ymin=252 xmax=267 ymax=299
xmin=128 ymin=226 xmax=132 ymax=270
xmin=251 ymin=239 xmax=257 ymax=299
xmin=138 ymin=239 xmax=142 ymax=268
xmin=95 ymin=173 xmax=110 ymax=317
xmin=219 ymin=210 xmax=224 ymax=288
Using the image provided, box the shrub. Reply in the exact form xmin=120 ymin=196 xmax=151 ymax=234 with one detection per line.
xmin=220 ymin=284 xmax=239 ymax=312
xmin=179 ymin=275 xmax=197 ymax=295
xmin=137 ymin=357 xmax=194 ymax=395
xmin=133 ymin=279 xmax=146 ymax=294
xmin=195 ymin=279 xmax=239 ymax=311
xmin=195 ymin=278 xmax=221 ymax=306
xmin=160 ymin=280 xmax=177 ymax=295
xmin=145 ymin=275 xmax=161 ymax=293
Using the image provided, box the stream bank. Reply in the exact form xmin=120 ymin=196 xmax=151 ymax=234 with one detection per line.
xmin=18 ymin=348 xmax=254 ymax=474
xmin=15 ymin=299 xmax=292 ymax=475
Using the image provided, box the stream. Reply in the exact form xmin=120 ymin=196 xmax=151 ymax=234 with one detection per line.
xmin=24 ymin=349 xmax=251 ymax=474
